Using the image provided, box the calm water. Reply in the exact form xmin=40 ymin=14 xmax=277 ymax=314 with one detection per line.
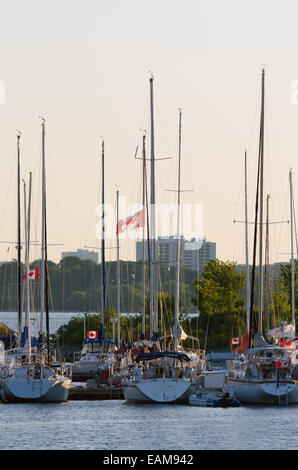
xmin=0 ymin=311 xmax=140 ymax=336
xmin=1 ymin=313 xmax=298 ymax=451
xmin=0 ymin=311 xmax=83 ymax=335
xmin=1 ymin=400 xmax=298 ymax=450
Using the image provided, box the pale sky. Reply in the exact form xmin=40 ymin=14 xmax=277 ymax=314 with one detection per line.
xmin=0 ymin=0 xmax=297 ymax=267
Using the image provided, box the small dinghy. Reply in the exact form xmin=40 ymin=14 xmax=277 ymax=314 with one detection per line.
xmin=188 ymin=391 xmax=241 ymax=407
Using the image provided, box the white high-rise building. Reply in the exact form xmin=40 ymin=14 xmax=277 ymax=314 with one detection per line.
xmin=184 ymin=238 xmax=216 ymax=275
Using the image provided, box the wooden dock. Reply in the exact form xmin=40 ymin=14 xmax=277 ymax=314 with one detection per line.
xmin=69 ymin=383 xmax=124 ymax=401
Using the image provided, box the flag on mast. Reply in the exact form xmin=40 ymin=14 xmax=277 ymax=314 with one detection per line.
xmin=86 ymin=331 xmax=98 ymax=339
xmin=230 ymin=337 xmax=241 ymax=345
xmin=22 ymin=268 xmax=40 ymax=280
xmin=116 ymin=208 xmax=145 ymax=234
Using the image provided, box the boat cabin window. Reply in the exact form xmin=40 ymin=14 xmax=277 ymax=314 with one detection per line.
xmin=206 ymin=359 xmax=226 ymax=371
xmin=82 ymin=342 xmax=101 ymax=354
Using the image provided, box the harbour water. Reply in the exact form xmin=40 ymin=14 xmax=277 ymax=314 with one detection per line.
xmin=0 ymin=311 xmax=85 ymax=336
xmin=1 ymin=312 xmax=298 ymax=451
xmin=1 ymin=399 xmax=298 ymax=450
xmin=0 ymin=311 xmax=142 ymax=336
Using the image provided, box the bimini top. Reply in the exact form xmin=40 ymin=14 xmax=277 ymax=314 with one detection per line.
xmin=135 ymin=351 xmax=191 ymax=363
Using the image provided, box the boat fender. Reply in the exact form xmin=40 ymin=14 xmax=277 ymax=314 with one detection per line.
xmin=0 ymin=365 xmax=9 ymax=379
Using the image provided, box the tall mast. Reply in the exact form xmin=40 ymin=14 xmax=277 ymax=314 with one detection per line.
xmin=145 ymin=141 xmax=151 ymax=339
xmin=27 ymin=172 xmax=32 ymax=260
xmin=289 ymin=169 xmax=295 ymax=329
xmin=149 ymin=75 xmax=158 ymax=339
xmin=174 ymin=109 xmax=182 ymax=351
xmin=17 ymin=132 xmax=22 ymax=344
xmin=101 ymin=139 xmax=106 ymax=349
xmin=142 ymin=133 xmax=146 ymax=338
xmin=23 ymin=179 xmax=30 ymax=361
xmin=248 ymin=69 xmax=264 ymax=348
xmin=40 ymin=118 xmax=45 ymax=338
xmin=44 ymin=169 xmax=50 ymax=363
xmin=258 ymin=68 xmax=265 ymax=333
xmin=116 ymin=189 xmax=120 ymax=348
xmin=24 ymin=173 xmax=32 ymax=333
xmin=265 ymin=194 xmax=270 ymax=335
xmin=245 ymin=150 xmax=250 ymax=333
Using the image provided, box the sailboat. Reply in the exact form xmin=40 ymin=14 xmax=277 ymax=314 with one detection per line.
xmin=2 ymin=122 xmax=71 ymax=403
xmin=223 ymin=70 xmax=298 ymax=405
xmin=122 ymin=78 xmax=202 ymax=404
xmin=72 ymin=140 xmax=116 ymax=383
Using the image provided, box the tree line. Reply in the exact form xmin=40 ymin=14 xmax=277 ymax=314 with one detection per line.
xmin=53 ymin=258 xmax=296 ymax=352
xmin=0 ymin=256 xmax=296 ymax=351
xmin=0 ymin=256 xmax=197 ymax=313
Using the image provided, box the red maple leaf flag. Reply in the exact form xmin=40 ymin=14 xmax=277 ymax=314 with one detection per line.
xmin=22 ymin=268 xmax=40 ymax=281
xmin=86 ymin=331 xmax=98 ymax=339
xmin=230 ymin=337 xmax=241 ymax=345
xmin=116 ymin=208 xmax=145 ymax=235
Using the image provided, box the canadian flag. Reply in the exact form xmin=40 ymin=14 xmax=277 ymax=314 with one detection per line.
xmin=116 ymin=208 xmax=145 ymax=234
xmin=86 ymin=331 xmax=98 ymax=339
xmin=230 ymin=337 xmax=241 ymax=345
xmin=22 ymin=268 xmax=40 ymax=281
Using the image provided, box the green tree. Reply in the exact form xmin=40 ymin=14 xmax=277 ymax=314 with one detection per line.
xmin=191 ymin=259 xmax=246 ymax=350
xmin=272 ymin=261 xmax=298 ymax=326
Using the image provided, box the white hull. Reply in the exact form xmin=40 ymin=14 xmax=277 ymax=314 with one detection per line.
xmin=224 ymin=379 xmax=298 ymax=405
xmin=3 ymin=376 xmax=71 ymax=403
xmin=123 ymin=378 xmax=191 ymax=404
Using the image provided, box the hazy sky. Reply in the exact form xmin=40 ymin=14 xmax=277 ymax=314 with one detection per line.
xmin=0 ymin=0 xmax=297 ymax=267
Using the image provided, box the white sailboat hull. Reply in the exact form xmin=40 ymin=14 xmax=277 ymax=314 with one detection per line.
xmin=225 ymin=379 xmax=298 ymax=404
xmin=123 ymin=378 xmax=191 ymax=404
xmin=3 ymin=376 xmax=71 ymax=403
